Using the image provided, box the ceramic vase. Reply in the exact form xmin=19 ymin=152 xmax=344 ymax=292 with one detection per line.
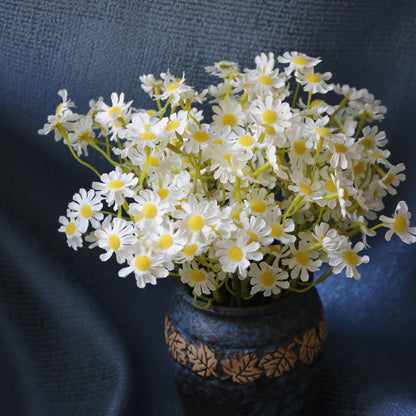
xmin=165 ymin=281 xmax=326 ymax=416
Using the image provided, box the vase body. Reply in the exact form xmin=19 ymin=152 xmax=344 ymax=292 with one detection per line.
xmin=165 ymin=282 xmax=326 ymax=416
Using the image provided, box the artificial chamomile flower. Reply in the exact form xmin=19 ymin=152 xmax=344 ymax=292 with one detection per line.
xmin=95 ymin=216 xmax=137 ymax=263
xmin=67 ymin=188 xmax=103 ymax=232
xmin=249 ymin=260 xmax=289 ymax=296
xmin=179 ymin=261 xmax=216 ymax=296
xmin=92 ymin=166 xmax=138 ymax=210
xmin=58 ymin=215 xmax=83 ymax=250
xmin=380 ymin=201 xmax=416 ymax=244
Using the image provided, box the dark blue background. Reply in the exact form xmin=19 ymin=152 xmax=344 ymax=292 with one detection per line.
xmin=1 ymin=1 xmax=415 ymax=414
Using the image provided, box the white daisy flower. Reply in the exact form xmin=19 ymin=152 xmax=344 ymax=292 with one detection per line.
xmin=282 ymin=241 xmax=322 ymax=282
xmin=212 ymin=99 xmax=245 ymax=133
xmin=173 ymin=197 xmax=223 ymax=242
xmin=95 ymin=217 xmax=137 ymax=263
xmin=348 ymin=89 xmax=387 ymax=121
xmin=358 ymin=125 xmax=388 ymax=152
xmin=263 ymin=210 xmax=296 ymax=244
xmin=380 ymin=201 xmax=416 ymax=244
xmin=67 ymin=115 xmax=94 ymax=157
xmin=205 ymin=60 xmax=240 ymax=78
xmin=250 ymin=95 xmax=292 ymax=135
xmin=129 ymin=189 xmax=171 ymax=228
xmin=120 ymin=111 xmax=168 ymax=150
xmin=174 ymin=235 xmax=211 ymax=264
xmin=158 ymin=71 xmax=194 ymax=104
xmin=139 ymin=74 xmax=162 ymax=98
xmin=278 ymin=51 xmax=321 ymax=76
xmin=118 ymin=244 xmax=171 ymax=288
xmin=378 ymin=163 xmax=406 ymax=195
xmin=67 ymin=188 xmax=103 ymax=232
xmin=325 ymin=134 xmax=357 ymax=170
xmin=288 ymin=170 xmax=323 ymax=202
xmin=328 ymin=241 xmax=369 ymax=280
xmin=240 ymin=212 xmax=273 ymax=247
xmin=179 ymin=261 xmax=216 ymax=296
xmin=92 ymin=166 xmax=138 ymax=210
xmin=164 ymin=110 xmax=188 ymax=137
xmin=95 ymin=93 xmax=132 ymax=139
xmin=215 ymin=229 xmax=263 ymax=278
xmin=147 ymin=219 xmax=187 ymax=257
xmin=242 ymin=52 xmax=286 ymax=98
xmin=183 ymin=122 xmax=213 ymax=154
xmin=58 ymin=215 xmax=83 ymax=250
xmin=333 ymin=84 xmax=362 ymax=101
xmin=248 ymin=260 xmax=289 ymax=297
xmin=243 ymin=188 xmax=277 ymax=217
xmin=298 ymin=70 xmax=334 ymax=94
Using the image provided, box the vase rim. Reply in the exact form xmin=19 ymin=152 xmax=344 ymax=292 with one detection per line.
xmin=174 ymin=279 xmax=315 ymax=318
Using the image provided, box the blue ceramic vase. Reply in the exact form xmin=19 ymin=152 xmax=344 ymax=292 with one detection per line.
xmin=165 ymin=281 xmax=326 ymax=416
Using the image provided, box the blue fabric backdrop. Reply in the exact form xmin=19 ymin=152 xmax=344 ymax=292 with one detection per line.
xmin=1 ymin=1 xmax=415 ymax=415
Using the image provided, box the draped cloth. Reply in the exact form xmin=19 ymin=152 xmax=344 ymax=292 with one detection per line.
xmin=1 ymin=1 xmax=415 ymax=414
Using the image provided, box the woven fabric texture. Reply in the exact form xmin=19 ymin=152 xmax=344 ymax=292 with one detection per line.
xmin=1 ymin=1 xmax=415 ymax=415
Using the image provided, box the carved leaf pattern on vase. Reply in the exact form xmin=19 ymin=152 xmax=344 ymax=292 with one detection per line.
xmin=222 ymin=353 xmax=263 ymax=384
xmin=187 ymin=343 xmax=218 ymax=377
xmin=164 ymin=312 xmax=327 ymax=384
xmin=259 ymin=343 xmax=298 ymax=378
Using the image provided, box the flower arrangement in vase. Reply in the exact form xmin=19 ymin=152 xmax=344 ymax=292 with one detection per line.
xmin=39 ymin=51 xmax=416 ymax=415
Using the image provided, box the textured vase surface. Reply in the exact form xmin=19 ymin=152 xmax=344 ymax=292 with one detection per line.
xmin=165 ymin=282 xmax=326 ymax=416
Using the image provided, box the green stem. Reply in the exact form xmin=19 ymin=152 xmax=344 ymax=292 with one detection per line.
xmin=57 ymin=125 xmax=101 ymax=177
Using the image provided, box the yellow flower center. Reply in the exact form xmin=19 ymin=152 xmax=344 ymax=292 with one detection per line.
xmin=223 ymin=153 xmax=232 ymax=166
xmin=141 ymin=132 xmax=156 ymax=141
xmin=334 ymin=143 xmax=348 ymax=153
xmin=393 ymin=216 xmax=407 ymax=233
xmin=316 ymin=127 xmax=330 ymax=136
xmin=143 ymin=203 xmax=158 ymax=219
xmin=262 ymin=110 xmax=277 ymax=124
xmin=295 ymin=252 xmax=309 ymax=266
xmin=271 ymin=224 xmax=283 ymax=238
xmin=306 ymin=73 xmax=321 ymax=83
xmin=148 ymin=156 xmax=159 ymax=167
xmin=382 ymin=174 xmax=394 ymax=186
xmin=259 ymin=271 xmax=275 ymax=287
xmin=238 ymin=135 xmax=254 ymax=147
xmin=311 ymin=99 xmax=324 ymax=108
xmin=325 ymin=179 xmax=337 ymax=193
xmin=250 ymin=199 xmax=266 ymax=213
xmin=146 ymin=109 xmax=156 ymax=116
xmin=354 ymin=161 xmax=365 ymax=176
xmin=231 ymin=208 xmax=241 ymax=221
xmin=360 ymin=136 xmax=374 ymax=150
xmin=293 ymin=140 xmax=306 ymax=155
xmin=109 ymin=106 xmax=121 ymax=117
xmin=157 ymin=188 xmax=170 ymax=200
xmin=166 ymin=82 xmax=180 ymax=92
xmin=65 ymin=222 xmax=76 ymax=236
xmin=188 ymin=215 xmax=204 ymax=231
xmin=193 ymin=130 xmax=209 ymax=143
xmin=300 ymin=183 xmax=313 ymax=196
xmin=344 ymin=250 xmax=359 ymax=267
xmin=166 ymin=120 xmax=180 ymax=132
xmin=81 ymin=204 xmax=92 ymax=219
xmin=247 ymin=231 xmax=258 ymax=244
xmin=264 ymin=124 xmax=276 ymax=135
xmin=108 ymin=234 xmax=120 ymax=251
xmin=108 ymin=179 xmax=124 ymax=189
xmin=183 ymin=243 xmax=198 ymax=257
xmin=158 ymin=234 xmax=173 ymax=250
xmin=293 ymin=56 xmax=308 ymax=66
xmin=229 ymin=246 xmax=243 ymax=262
xmin=135 ymin=255 xmax=151 ymax=271
xmin=222 ymin=113 xmax=237 ymax=127
xmin=258 ymin=74 xmax=273 ymax=86
xmin=190 ymin=270 xmax=206 ymax=282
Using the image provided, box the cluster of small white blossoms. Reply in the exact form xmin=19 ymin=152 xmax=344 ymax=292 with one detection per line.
xmin=39 ymin=51 xmax=416 ymax=307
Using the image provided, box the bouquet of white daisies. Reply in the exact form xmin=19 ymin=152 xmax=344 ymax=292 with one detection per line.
xmin=39 ymin=51 xmax=416 ymax=308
